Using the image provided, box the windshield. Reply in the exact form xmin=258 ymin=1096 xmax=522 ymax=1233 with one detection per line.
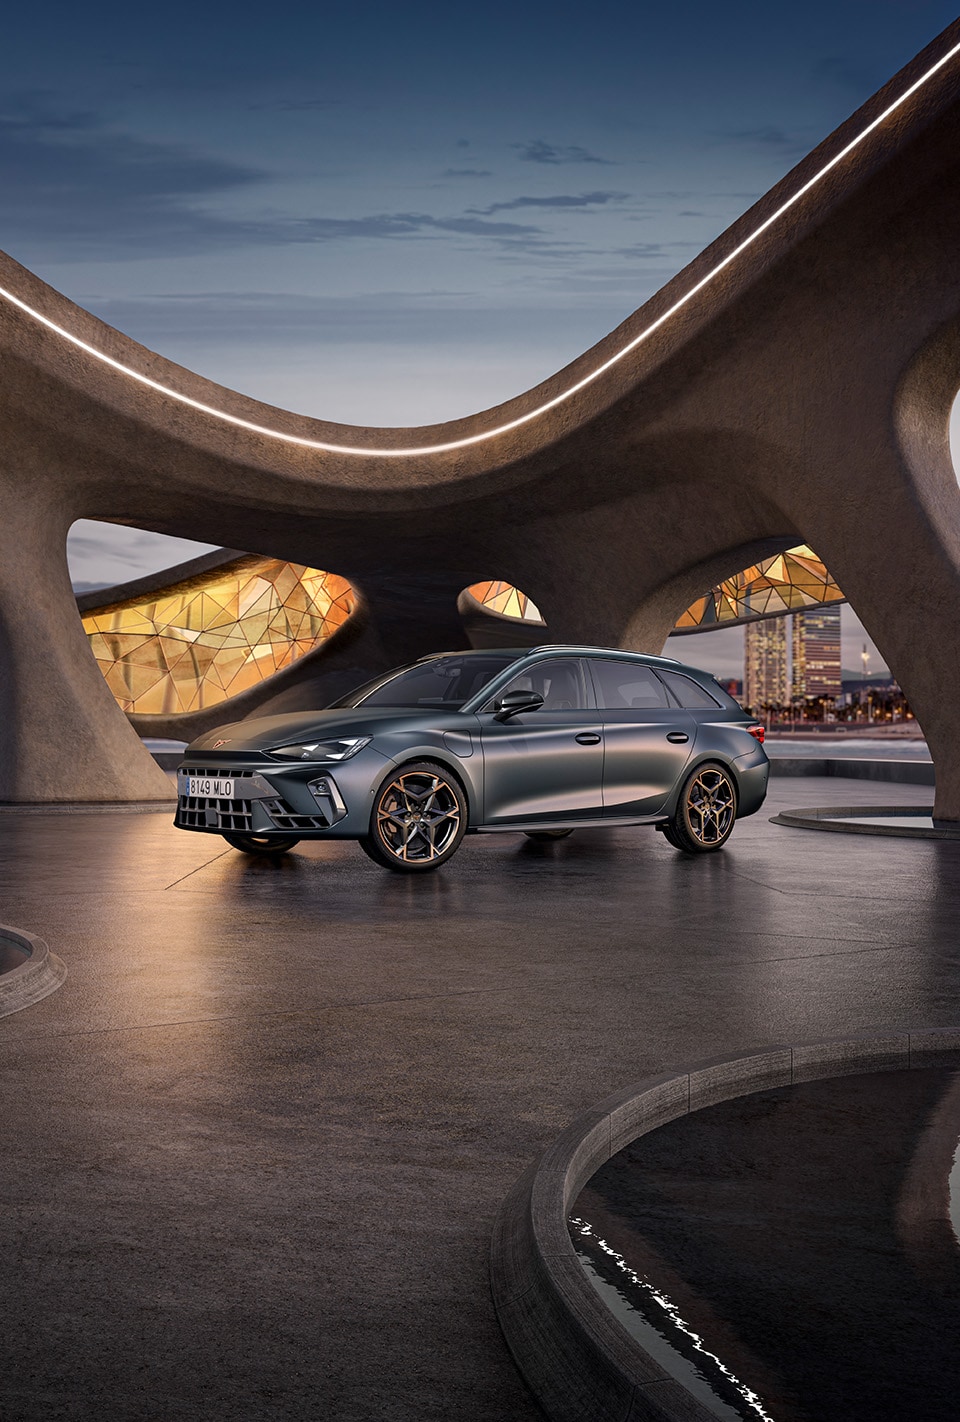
xmin=331 ymin=653 xmax=524 ymax=709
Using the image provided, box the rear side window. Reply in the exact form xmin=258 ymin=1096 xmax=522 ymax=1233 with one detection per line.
xmin=657 ymin=669 xmax=722 ymax=709
xmin=587 ymin=660 xmax=669 ymax=709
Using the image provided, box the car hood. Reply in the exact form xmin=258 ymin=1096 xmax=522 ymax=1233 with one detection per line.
xmin=187 ymin=707 xmax=470 ymax=753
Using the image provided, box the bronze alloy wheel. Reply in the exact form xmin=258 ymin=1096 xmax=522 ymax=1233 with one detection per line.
xmin=360 ymin=762 xmax=467 ymax=872
xmin=665 ymin=762 xmax=737 ymax=853
xmin=222 ymin=832 xmax=300 ymax=855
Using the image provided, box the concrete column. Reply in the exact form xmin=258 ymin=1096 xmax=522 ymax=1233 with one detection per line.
xmin=0 ymin=487 xmax=173 ymax=802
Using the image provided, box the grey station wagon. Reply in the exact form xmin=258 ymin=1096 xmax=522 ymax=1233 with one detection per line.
xmin=174 ymin=646 xmax=769 ymax=872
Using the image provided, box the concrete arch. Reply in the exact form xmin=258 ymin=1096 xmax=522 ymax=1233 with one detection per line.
xmin=3 ymin=20 xmax=960 ymax=806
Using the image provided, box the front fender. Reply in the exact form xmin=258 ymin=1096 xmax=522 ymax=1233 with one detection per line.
xmin=375 ymin=733 xmax=482 ymax=825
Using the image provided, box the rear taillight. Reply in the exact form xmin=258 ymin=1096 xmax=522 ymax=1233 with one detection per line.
xmin=747 ymin=724 xmax=765 ymax=744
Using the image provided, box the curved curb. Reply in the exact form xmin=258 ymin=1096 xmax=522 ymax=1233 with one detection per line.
xmin=0 ymin=924 xmax=66 ymax=1018
xmin=490 ymin=1029 xmax=960 ymax=1422
xmin=770 ymin=805 xmax=959 ymax=839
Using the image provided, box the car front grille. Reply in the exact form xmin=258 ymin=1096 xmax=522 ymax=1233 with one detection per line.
xmin=261 ymin=797 xmax=330 ymax=832
xmin=176 ymin=766 xmax=330 ymax=834
xmin=176 ymin=795 xmax=254 ymax=832
xmin=176 ymin=765 xmax=253 ymax=832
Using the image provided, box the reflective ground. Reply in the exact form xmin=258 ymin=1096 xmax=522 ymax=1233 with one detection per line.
xmin=1 ymin=776 xmax=957 ymax=1420
xmin=574 ymin=1067 xmax=960 ymax=1422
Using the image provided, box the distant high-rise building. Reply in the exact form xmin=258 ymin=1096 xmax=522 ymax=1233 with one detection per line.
xmin=744 ymin=616 xmax=788 ymax=711
xmin=792 ymin=605 xmax=842 ymax=699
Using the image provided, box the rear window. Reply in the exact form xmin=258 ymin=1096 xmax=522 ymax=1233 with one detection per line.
xmin=657 ymin=669 xmax=723 ymax=709
xmin=587 ymin=659 xmax=670 ymax=709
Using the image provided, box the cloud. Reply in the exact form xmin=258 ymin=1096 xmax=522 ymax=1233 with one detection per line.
xmin=467 ymin=190 xmax=628 ymax=215
xmin=0 ymin=96 xmax=270 ymax=258
xmin=277 ymin=212 xmax=544 ymax=242
xmin=513 ymin=139 xmax=614 ymax=165
xmin=246 ymin=98 xmax=340 ymax=112
xmin=442 ymin=168 xmax=493 ymax=178
xmin=614 ymin=241 xmax=670 ymax=259
xmin=66 ymin=519 xmax=217 ymax=590
xmin=0 ymin=98 xmax=549 ymax=260
xmin=78 ymin=289 xmax=597 ymax=348
xmin=715 ymin=126 xmax=808 ymax=157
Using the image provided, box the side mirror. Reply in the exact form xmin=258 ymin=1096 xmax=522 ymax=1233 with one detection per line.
xmin=493 ymin=689 xmax=544 ymax=722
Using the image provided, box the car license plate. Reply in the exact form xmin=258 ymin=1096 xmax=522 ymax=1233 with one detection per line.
xmin=184 ymin=776 xmax=235 ymax=798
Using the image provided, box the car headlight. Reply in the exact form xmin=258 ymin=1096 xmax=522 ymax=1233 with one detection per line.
xmin=268 ymin=737 xmax=371 ymax=762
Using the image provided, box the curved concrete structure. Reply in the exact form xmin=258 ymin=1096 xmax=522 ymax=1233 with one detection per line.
xmin=0 ymin=925 xmax=66 ymax=1017
xmin=490 ymin=1029 xmax=960 ymax=1422
xmin=3 ymin=21 xmax=960 ymax=806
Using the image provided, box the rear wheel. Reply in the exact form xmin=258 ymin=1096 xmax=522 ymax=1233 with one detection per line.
xmin=665 ymin=762 xmax=737 ymax=853
xmin=222 ymin=832 xmax=300 ymax=855
xmin=359 ymin=762 xmax=467 ymax=873
xmin=523 ymin=829 xmax=574 ymax=841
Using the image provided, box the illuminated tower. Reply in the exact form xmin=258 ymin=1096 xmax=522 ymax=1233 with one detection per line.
xmin=792 ymin=606 xmax=842 ymax=699
xmin=744 ymin=616 xmax=788 ymax=712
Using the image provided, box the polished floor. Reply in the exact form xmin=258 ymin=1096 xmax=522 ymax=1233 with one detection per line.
xmin=1 ymin=777 xmax=957 ymax=1421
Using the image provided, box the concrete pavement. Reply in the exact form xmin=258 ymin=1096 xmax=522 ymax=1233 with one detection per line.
xmin=1 ymin=775 xmax=956 ymax=1420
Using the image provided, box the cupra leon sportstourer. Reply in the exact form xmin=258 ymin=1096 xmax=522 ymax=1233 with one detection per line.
xmin=174 ymin=646 xmax=769 ymax=872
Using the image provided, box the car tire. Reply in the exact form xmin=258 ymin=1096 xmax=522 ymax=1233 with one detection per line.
xmin=360 ymin=761 xmax=468 ymax=873
xmin=523 ymin=829 xmax=574 ymax=841
xmin=222 ymin=832 xmax=300 ymax=855
xmin=664 ymin=761 xmax=737 ymax=853
xmin=658 ymin=822 xmax=686 ymax=851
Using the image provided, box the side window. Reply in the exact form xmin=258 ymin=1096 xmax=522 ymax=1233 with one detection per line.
xmin=657 ymin=669 xmax=722 ymax=709
xmin=492 ymin=658 xmax=588 ymax=711
xmin=587 ymin=660 xmax=670 ymax=710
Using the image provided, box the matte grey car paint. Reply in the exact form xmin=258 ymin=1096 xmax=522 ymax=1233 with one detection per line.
xmin=174 ymin=646 xmax=769 ymax=848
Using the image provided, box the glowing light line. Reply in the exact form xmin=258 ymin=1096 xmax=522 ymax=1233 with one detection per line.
xmin=1 ymin=36 xmax=958 ymax=460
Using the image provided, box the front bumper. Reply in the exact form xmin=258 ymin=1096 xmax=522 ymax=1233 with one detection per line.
xmin=174 ymin=752 xmax=385 ymax=838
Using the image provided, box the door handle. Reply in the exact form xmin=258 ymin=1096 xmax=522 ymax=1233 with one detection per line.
xmin=666 ymin=731 xmax=689 ymax=744
xmin=575 ymin=732 xmax=602 ymax=745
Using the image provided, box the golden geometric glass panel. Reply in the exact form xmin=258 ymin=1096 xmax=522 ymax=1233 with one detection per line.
xmin=674 ymin=545 xmax=844 ymax=630
xmin=466 ymin=580 xmax=544 ymax=623
xmin=83 ymin=556 xmax=356 ymax=714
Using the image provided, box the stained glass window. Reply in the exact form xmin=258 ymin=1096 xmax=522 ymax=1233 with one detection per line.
xmin=466 ymin=580 xmax=544 ymax=622
xmin=674 ymin=546 xmax=843 ymax=629
xmin=82 ymin=557 xmax=355 ymax=714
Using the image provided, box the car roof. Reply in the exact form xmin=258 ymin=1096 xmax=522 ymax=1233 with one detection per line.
xmin=419 ymin=644 xmax=719 ymax=680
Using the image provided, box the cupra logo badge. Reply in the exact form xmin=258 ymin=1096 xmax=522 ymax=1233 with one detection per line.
xmin=212 ymin=739 xmax=231 ymax=749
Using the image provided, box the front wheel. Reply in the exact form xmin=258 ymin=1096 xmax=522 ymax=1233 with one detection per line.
xmin=359 ymin=762 xmax=467 ymax=872
xmin=665 ymin=762 xmax=737 ymax=853
xmin=222 ymin=832 xmax=300 ymax=855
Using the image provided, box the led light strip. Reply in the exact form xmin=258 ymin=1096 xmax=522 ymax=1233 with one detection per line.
xmin=2 ymin=36 xmax=959 ymax=460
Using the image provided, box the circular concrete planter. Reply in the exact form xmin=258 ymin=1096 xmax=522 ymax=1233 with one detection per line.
xmin=0 ymin=924 xmax=66 ymax=1018
xmin=770 ymin=805 xmax=960 ymax=839
xmin=490 ymin=1029 xmax=960 ymax=1422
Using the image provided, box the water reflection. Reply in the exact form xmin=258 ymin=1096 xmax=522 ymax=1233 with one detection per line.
xmin=574 ymin=1068 xmax=960 ymax=1422
xmin=572 ymin=1216 xmax=775 ymax=1422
